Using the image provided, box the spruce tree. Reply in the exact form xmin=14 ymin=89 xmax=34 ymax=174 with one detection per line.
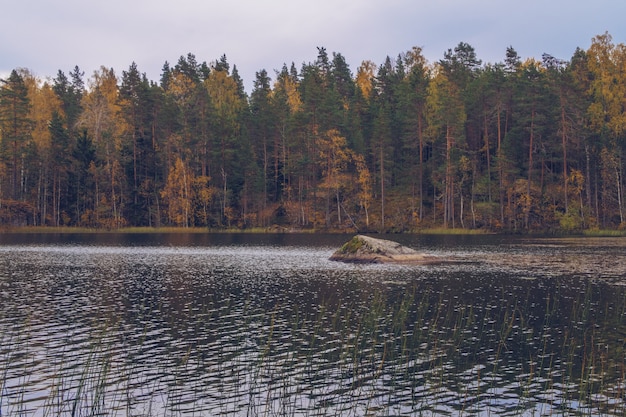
xmin=0 ymin=70 xmax=32 ymax=200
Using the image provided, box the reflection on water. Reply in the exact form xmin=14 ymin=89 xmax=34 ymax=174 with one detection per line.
xmin=1 ymin=234 xmax=626 ymax=416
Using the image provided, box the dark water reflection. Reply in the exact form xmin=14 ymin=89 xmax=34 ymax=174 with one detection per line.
xmin=1 ymin=233 xmax=626 ymax=416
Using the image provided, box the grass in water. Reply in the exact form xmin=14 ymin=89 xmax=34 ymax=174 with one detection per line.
xmin=2 ymin=280 xmax=625 ymax=415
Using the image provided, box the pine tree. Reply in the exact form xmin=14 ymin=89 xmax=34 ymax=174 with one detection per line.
xmin=0 ymin=70 xmax=32 ymax=200
xmin=587 ymin=33 xmax=626 ymax=225
xmin=119 ymin=62 xmax=158 ymax=225
xmin=400 ymin=47 xmax=429 ymax=221
xmin=48 ymin=111 xmax=71 ymax=225
xmin=426 ymin=68 xmax=466 ymax=228
xmin=70 ymin=130 xmax=97 ymax=226
xmin=249 ymin=69 xmax=274 ymax=216
xmin=53 ymin=66 xmax=84 ymax=135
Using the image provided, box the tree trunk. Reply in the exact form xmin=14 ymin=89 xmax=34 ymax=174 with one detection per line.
xmin=380 ymin=146 xmax=385 ymax=231
xmin=561 ymin=104 xmax=568 ymax=212
xmin=484 ymin=113 xmax=492 ymax=202
xmin=617 ymin=158 xmax=624 ymax=224
xmin=497 ymin=109 xmax=505 ymax=226
xmin=418 ymin=109 xmax=424 ymax=220
xmin=585 ymin=144 xmax=593 ymax=218
xmin=525 ymin=109 xmax=535 ymax=230
xmin=444 ymin=125 xmax=454 ymax=228
xmin=336 ymin=186 xmax=341 ymax=225
xmin=263 ymin=139 xmax=268 ymax=220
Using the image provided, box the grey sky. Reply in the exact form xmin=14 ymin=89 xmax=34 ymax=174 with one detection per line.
xmin=1 ymin=0 xmax=624 ymax=92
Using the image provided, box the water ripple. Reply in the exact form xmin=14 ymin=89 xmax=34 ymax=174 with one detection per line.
xmin=1 ymin=238 xmax=626 ymax=415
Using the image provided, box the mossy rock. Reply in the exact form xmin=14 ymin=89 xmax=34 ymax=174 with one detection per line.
xmin=330 ymin=235 xmax=438 ymax=264
xmin=338 ymin=236 xmax=365 ymax=254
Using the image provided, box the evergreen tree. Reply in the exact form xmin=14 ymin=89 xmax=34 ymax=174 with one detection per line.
xmin=370 ymin=56 xmax=402 ymax=230
xmin=249 ymin=69 xmax=275 ymax=214
xmin=119 ymin=62 xmax=161 ymax=225
xmin=52 ymin=66 xmax=84 ymax=135
xmin=400 ymin=47 xmax=430 ymax=221
xmin=205 ymin=58 xmax=246 ymax=225
xmin=587 ymin=33 xmax=626 ymax=226
xmin=1 ymin=36 xmax=625 ymax=232
xmin=70 ymin=129 xmax=97 ymax=226
xmin=426 ymin=67 xmax=466 ymax=228
xmin=0 ymin=70 xmax=32 ymax=200
xmin=271 ymin=64 xmax=302 ymax=213
xmin=48 ymin=111 xmax=71 ymax=225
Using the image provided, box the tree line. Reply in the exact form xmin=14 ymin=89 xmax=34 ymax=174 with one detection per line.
xmin=1 ymin=32 xmax=625 ymax=232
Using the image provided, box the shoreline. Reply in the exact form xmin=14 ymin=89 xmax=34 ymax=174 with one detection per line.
xmin=1 ymin=225 xmax=625 ymax=237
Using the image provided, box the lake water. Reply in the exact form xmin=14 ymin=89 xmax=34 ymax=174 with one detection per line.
xmin=1 ymin=233 xmax=626 ymax=416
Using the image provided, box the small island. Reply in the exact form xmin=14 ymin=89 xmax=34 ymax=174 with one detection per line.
xmin=329 ymin=235 xmax=439 ymax=264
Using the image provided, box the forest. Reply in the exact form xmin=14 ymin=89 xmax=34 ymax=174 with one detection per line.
xmin=1 ymin=32 xmax=625 ymax=233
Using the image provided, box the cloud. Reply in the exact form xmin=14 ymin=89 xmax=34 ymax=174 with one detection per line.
xmin=1 ymin=0 xmax=625 ymax=92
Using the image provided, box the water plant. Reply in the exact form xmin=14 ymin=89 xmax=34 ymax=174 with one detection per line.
xmin=2 ymin=240 xmax=626 ymax=416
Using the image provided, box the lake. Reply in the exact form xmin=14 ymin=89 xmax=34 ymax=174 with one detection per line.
xmin=1 ymin=233 xmax=625 ymax=416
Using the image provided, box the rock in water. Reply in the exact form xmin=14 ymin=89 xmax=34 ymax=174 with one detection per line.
xmin=329 ymin=235 xmax=437 ymax=264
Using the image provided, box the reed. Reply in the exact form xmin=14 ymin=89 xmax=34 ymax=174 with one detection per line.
xmin=2 ymin=276 xmax=625 ymax=416
xmin=0 ymin=225 xmax=317 ymax=234
xmin=582 ymin=229 xmax=626 ymax=237
xmin=417 ymin=227 xmax=491 ymax=235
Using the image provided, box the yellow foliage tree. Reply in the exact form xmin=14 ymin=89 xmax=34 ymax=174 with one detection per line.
xmin=22 ymin=70 xmax=61 ymax=152
xmin=587 ymin=33 xmax=626 ymax=139
xmin=355 ymin=60 xmax=376 ymax=100
xmin=318 ymin=129 xmax=351 ymax=226
xmin=161 ymin=157 xmax=193 ymax=227
xmin=192 ymin=175 xmax=215 ymax=226
xmin=317 ymin=129 xmax=372 ymax=229
xmin=273 ymin=72 xmax=302 ymax=113
xmin=78 ymin=67 xmax=126 ymax=226
xmin=204 ymin=69 xmax=243 ymax=124
xmin=204 ymin=68 xmax=244 ymax=223
xmin=426 ymin=67 xmax=466 ymax=228
xmin=354 ymin=152 xmax=372 ymax=228
xmin=79 ymin=67 xmax=124 ymax=147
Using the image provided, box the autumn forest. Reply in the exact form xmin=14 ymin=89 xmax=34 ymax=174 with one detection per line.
xmin=1 ymin=33 xmax=626 ymax=232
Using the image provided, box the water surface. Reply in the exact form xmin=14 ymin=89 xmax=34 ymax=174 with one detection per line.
xmin=1 ymin=233 xmax=625 ymax=416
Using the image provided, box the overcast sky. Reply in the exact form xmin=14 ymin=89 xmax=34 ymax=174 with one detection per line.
xmin=1 ymin=0 xmax=625 ymax=93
